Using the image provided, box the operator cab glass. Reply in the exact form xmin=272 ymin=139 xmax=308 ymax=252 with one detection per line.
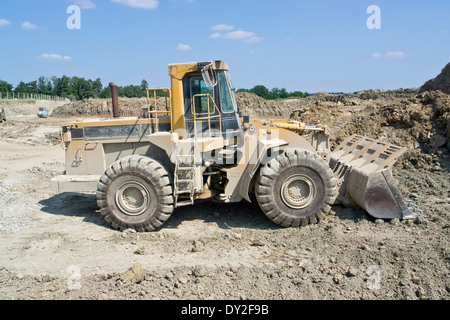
xmin=183 ymin=66 xmax=242 ymax=140
xmin=190 ymin=77 xmax=214 ymax=115
xmin=218 ymin=71 xmax=236 ymax=114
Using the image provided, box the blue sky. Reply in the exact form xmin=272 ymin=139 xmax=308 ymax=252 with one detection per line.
xmin=0 ymin=0 xmax=449 ymax=93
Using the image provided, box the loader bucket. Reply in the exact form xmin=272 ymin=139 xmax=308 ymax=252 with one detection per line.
xmin=330 ymin=135 xmax=423 ymax=220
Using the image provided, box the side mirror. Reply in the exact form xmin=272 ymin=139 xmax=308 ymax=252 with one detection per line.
xmin=201 ymin=64 xmax=217 ymax=87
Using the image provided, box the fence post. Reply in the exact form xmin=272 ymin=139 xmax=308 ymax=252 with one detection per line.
xmin=0 ymin=91 xmax=65 ymax=101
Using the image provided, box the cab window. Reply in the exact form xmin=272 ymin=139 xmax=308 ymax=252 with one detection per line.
xmin=190 ymin=77 xmax=214 ymax=115
xmin=218 ymin=72 xmax=235 ymax=113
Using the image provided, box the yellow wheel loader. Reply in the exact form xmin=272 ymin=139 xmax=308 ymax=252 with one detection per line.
xmin=51 ymin=61 xmax=423 ymax=231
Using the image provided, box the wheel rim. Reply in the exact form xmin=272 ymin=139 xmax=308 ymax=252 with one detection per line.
xmin=115 ymin=181 xmax=150 ymax=216
xmin=280 ymin=174 xmax=316 ymax=209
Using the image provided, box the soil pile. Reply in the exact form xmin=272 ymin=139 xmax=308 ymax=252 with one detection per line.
xmin=50 ymin=97 xmax=148 ymax=118
xmin=51 ymin=93 xmax=293 ymax=119
xmin=51 ymin=97 xmax=171 ymax=118
xmin=288 ymin=90 xmax=449 ymax=171
xmin=236 ymin=92 xmax=287 ymax=118
xmin=0 ymin=100 xmax=67 ymax=118
xmin=420 ymin=62 xmax=450 ymax=94
xmin=237 ymin=89 xmax=418 ymax=120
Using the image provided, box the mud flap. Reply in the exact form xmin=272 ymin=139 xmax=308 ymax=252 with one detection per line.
xmin=330 ymin=135 xmax=423 ymax=220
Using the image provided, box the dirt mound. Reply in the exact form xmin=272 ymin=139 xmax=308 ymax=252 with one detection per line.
xmin=290 ymin=90 xmax=450 ymax=170
xmin=50 ymin=97 xmax=168 ymax=118
xmin=236 ymin=92 xmax=288 ymax=118
xmin=237 ymin=88 xmax=449 ymax=170
xmin=236 ymin=89 xmax=418 ymax=121
xmin=420 ymin=62 xmax=450 ymax=94
xmin=51 ymin=92 xmax=297 ymax=119
xmin=0 ymin=100 xmax=67 ymax=118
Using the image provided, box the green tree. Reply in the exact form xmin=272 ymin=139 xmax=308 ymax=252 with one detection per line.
xmin=278 ymin=88 xmax=288 ymax=99
xmin=92 ymin=78 xmax=103 ymax=97
xmin=14 ymin=81 xmax=37 ymax=94
xmin=269 ymin=87 xmax=288 ymax=99
xmin=140 ymin=79 xmax=149 ymax=91
xmin=78 ymin=78 xmax=96 ymax=99
xmin=250 ymin=85 xmax=272 ymax=99
xmin=68 ymin=76 xmax=80 ymax=99
xmin=122 ymin=85 xmax=144 ymax=98
xmin=37 ymin=76 xmax=53 ymax=95
xmin=288 ymin=91 xmax=305 ymax=98
xmin=99 ymin=86 xmax=111 ymax=99
xmin=55 ymin=75 xmax=71 ymax=98
xmin=0 ymin=80 xmax=13 ymax=93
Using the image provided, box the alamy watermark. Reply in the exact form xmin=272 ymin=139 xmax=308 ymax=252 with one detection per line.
xmin=65 ymin=5 xmax=381 ymax=31
xmin=67 ymin=5 xmax=81 ymax=30
xmin=367 ymin=5 xmax=381 ymax=30
xmin=67 ymin=265 xmax=82 ymax=290
xmin=366 ymin=265 xmax=381 ymax=290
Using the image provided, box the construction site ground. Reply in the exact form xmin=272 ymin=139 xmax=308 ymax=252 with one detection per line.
xmin=0 ymin=92 xmax=449 ymax=301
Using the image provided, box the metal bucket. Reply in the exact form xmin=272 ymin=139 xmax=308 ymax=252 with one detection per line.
xmin=330 ymin=135 xmax=424 ymax=219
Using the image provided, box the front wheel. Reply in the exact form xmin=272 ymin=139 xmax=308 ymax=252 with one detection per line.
xmin=96 ymin=156 xmax=174 ymax=232
xmin=255 ymin=148 xmax=337 ymax=227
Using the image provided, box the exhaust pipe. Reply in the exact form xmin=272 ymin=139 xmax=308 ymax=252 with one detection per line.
xmin=109 ymin=82 xmax=120 ymax=118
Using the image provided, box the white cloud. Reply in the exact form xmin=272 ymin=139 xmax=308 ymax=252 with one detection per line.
xmin=371 ymin=51 xmax=406 ymax=59
xmin=70 ymin=0 xmax=96 ymax=9
xmin=386 ymin=51 xmax=406 ymax=58
xmin=210 ymin=24 xmax=235 ymax=31
xmin=38 ymin=53 xmax=73 ymax=62
xmin=0 ymin=19 xmax=11 ymax=27
xmin=225 ymin=30 xmax=262 ymax=43
xmin=224 ymin=30 xmax=255 ymax=40
xmin=176 ymin=44 xmax=192 ymax=51
xmin=210 ymin=26 xmax=263 ymax=43
xmin=243 ymin=36 xmax=263 ymax=43
xmin=21 ymin=21 xmax=39 ymax=30
xmin=209 ymin=32 xmax=221 ymax=39
xmin=111 ymin=0 xmax=159 ymax=9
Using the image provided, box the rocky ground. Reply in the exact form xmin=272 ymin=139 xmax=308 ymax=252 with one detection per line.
xmin=0 ymin=66 xmax=449 ymax=301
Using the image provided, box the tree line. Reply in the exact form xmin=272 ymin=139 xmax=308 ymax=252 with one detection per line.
xmin=0 ymin=77 xmax=150 ymax=101
xmin=237 ymin=85 xmax=311 ymax=100
xmin=1 ymin=77 xmax=312 ymax=101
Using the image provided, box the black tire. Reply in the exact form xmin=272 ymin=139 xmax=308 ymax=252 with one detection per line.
xmin=96 ymin=155 xmax=174 ymax=232
xmin=255 ymin=148 xmax=337 ymax=227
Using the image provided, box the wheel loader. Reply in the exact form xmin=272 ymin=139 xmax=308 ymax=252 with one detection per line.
xmin=50 ymin=60 xmax=423 ymax=231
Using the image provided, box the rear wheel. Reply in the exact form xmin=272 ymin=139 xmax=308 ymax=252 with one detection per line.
xmin=96 ymin=156 xmax=174 ymax=232
xmin=255 ymin=148 xmax=337 ymax=227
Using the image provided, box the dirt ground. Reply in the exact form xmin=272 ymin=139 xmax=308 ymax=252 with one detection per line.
xmin=0 ymin=91 xmax=449 ymax=301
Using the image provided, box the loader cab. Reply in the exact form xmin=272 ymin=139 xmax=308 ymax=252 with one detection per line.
xmin=181 ymin=62 xmax=242 ymax=140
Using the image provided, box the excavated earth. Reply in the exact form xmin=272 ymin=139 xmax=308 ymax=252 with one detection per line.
xmin=0 ymin=69 xmax=449 ymax=301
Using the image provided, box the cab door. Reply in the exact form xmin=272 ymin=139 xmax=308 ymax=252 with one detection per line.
xmin=216 ymin=71 xmax=242 ymax=140
xmin=182 ymin=70 xmax=242 ymax=140
xmin=182 ymin=73 xmax=220 ymax=138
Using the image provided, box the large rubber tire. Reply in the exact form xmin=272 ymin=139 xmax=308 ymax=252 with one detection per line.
xmin=96 ymin=155 xmax=174 ymax=232
xmin=255 ymin=148 xmax=337 ymax=227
